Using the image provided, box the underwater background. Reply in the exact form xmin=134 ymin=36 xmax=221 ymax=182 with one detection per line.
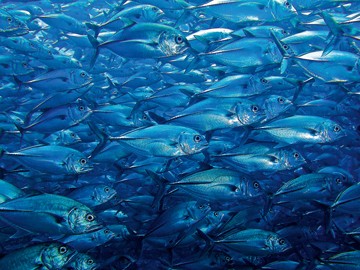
xmin=0 ymin=0 xmax=359 ymax=269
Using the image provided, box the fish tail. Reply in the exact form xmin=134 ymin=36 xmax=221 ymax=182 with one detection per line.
xmin=12 ymin=76 xmax=23 ymax=90
xmin=147 ymin=111 xmax=167 ymax=124
xmin=87 ymin=34 xmax=100 ymax=68
xmin=269 ymin=29 xmax=294 ymax=74
xmin=85 ymin=22 xmax=101 ymax=38
xmin=320 ymin=12 xmax=343 ymax=56
xmin=196 ymin=228 xmax=214 ymax=256
xmin=87 ymin=122 xmax=109 ymax=159
xmin=263 ymin=193 xmax=274 ymax=215
xmin=292 ymin=77 xmax=315 ymax=104
xmin=13 ymin=122 xmax=25 ymax=147
xmin=145 ymin=170 xmax=169 ymax=211
xmin=312 ymin=200 xmax=333 ymax=234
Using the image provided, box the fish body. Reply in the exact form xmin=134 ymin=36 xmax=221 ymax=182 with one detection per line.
xmin=0 ymin=243 xmax=76 ymax=270
xmin=0 ymin=194 xmax=100 ymax=235
xmin=253 ymin=115 xmax=346 ymax=146
xmin=4 ymin=145 xmax=93 ymax=174
xmin=212 ymin=228 xmax=290 ymax=256
xmin=111 ymin=125 xmax=208 ymax=157
xmin=193 ymin=0 xmax=297 ymax=24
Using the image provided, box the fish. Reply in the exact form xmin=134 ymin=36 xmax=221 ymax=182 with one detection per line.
xmin=252 ymin=115 xmax=346 ymax=147
xmin=190 ymin=0 xmax=298 ymax=24
xmin=89 ymin=23 xmax=189 ymax=66
xmin=0 ymin=242 xmax=77 ymax=270
xmin=0 ymin=194 xmax=101 ymax=236
xmin=2 ymin=145 xmax=93 ymax=175
xmin=197 ymin=228 xmax=291 ymax=256
xmin=106 ymin=125 xmax=208 ymax=157
xmin=0 ymin=0 xmax=358 ymax=268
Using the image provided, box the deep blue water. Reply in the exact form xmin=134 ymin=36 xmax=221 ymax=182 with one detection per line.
xmin=0 ymin=0 xmax=359 ymax=269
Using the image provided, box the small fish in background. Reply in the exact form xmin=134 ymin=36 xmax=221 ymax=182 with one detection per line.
xmin=0 ymin=0 xmax=358 ymax=269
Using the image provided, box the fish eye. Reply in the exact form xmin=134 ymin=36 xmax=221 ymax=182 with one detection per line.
xmin=152 ymin=7 xmax=158 ymax=11
xmin=283 ymin=44 xmax=289 ymax=50
xmin=48 ymin=50 xmax=52 ymax=55
xmin=80 ymin=158 xmax=87 ymax=165
xmin=7 ymin=17 xmax=12 ymax=22
xmin=80 ymin=72 xmax=86 ymax=77
xmin=260 ymin=78 xmax=268 ymax=84
xmin=104 ymin=229 xmax=110 ymax=234
xmin=87 ymin=259 xmax=94 ymax=264
xmin=175 ymin=35 xmax=184 ymax=44
xmin=199 ymin=204 xmax=204 ymax=209
xmin=336 ymin=178 xmax=341 ymax=183
xmin=79 ymin=106 xmax=85 ymax=111
xmin=251 ymin=105 xmax=259 ymax=113
xmin=22 ymin=62 xmax=28 ymax=68
xmin=253 ymin=181 xmax=260 ymax=189
xmin=104 ymin=187 xmax=110 ymax=192
xmin=193 ymin=135 xmax=202 ymax=143
xmin=284 ymin=1 xmax=290 ymax=7
xmin=71 ymin=133 xmax=75 ymax=137
xmin=282 ymin=29 xmax=287 ymax=34
xmin=333 ymin=125 xmax=341 ymax=132
xmin=58 ymin=246 xmax=68 ymax=254
xmin=293 ymin=152 xmax=300 ymax=158
xmin=279 ymin=238 xmax=286 ymax=245
xmin=30 ymin=43 xmax=35 ymax=48
xmin=214 ymin=211 xmax=218 ymax=217
xmin=142 ymin=114 xmax=148 ymax=120
xmin=277 ymin=97 xmax=285 ymax=104
xmin=225 ymin=256 xmax=231 ymax=261
xmin=86 ymin=213 xmax=95 ymax=222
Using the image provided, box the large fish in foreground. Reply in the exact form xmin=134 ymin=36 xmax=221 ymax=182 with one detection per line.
xmin=0 ymin=242 xmax=76 ymax=270
xmin=0 ymin=194 xmax=101 ymax=236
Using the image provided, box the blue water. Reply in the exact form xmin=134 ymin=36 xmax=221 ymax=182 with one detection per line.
xmin=0 ymin=0 xmax=359 ymax=269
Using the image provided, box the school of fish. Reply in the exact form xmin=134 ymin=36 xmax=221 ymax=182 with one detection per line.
xmin=0 ymin=0 xmax=359 ymax=269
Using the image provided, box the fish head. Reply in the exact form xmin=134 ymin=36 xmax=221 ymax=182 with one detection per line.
xmin=68 ymin=206 xmax=101 ymax=234
xmin=131 ymin=110 xmax=157 ymax=127
xmin=41 ymin=243 xmax=77 ymax=269
xmin=246 ymin=179 xmax=264 ymax=198
xmin=271 ymin=27 xmax=291 ymax=39
xmin=267 ymin=233 xmax=291 ymax=254
xmin=321 ymin=120 xmax=346 ymax=142
xmin=71 ymin=69 xmax=93 ymax=87
xmin=179 ymin=131 xmax=208 ymax=155
xmin=96 ymin=227 xmax=116 ymax=242
xmin=187 ymin=201 xmax=211 ymax=220
xmin=0 ymin=11 xmax=29 ymax=36
xmin=263 ymin=95 xmax=293 ymax=119
xmin=158 ymin=30 xmax=189 ymax=57
xmin=326 ymin=173 xmax=353 ymax=193
xmin=67 ymin=153 xmax=93 ymax=174
xmin=94 ymin=184 xmax=117 ymax=204
xmin=68 ymin=99 xmax=92 ymax=122
xmin=13 ymin=59 xmax=34 ymax=76
xmin=61 ymin=129 xmax=82 ymax=145
xmin=282 ymin=149 xmax=306 ymax=169
xmin=250 ymin=76 xmax=272 ymax=95
xmin=270 ymin=0 xmax=297 ymax=20
xmin=67 ymin=253 xmax=98 ymax=270
xmin=236 ymin=102 xmax=265 ymax=125
xmin=143 ymin=5 xmax=164 ymax=22
xmin=35 ymin=47 xmax=54 ymax=60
